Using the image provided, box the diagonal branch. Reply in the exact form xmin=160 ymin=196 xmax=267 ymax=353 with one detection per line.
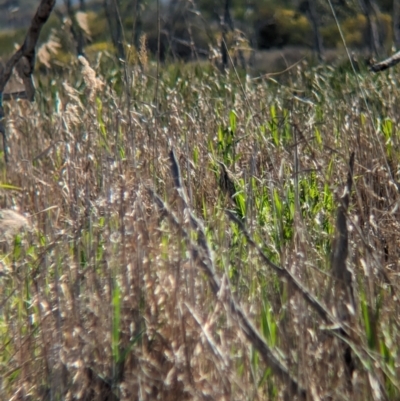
xmin=370 ymin=50 xmax=400 ymax=72
xmin=0 ymin=0 xmax=56 ymax=98
xmin=0 ymin=0 xmax=55 ymax=162
xmin=146 ymin=148 xmax=309 ymax=399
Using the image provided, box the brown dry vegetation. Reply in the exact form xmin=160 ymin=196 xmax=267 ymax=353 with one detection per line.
xmin=1 ymin=54 xmax=400 ymax=401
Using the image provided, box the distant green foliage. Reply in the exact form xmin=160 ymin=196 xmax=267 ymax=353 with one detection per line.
xmin=0 ymin=28 xmax=26 ymax=57
xmin=85 ymin=41 xmax=115 ymax=58
xmin=0 ymin=2 xmax=397 ymax=61
xmin=87 ymin=11 xmax=109 ymax=41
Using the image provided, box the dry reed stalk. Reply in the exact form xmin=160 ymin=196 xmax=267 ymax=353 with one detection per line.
xmin=37 ymin=31 xmax=61 ymax=69
xmin=330 ymin=153 xmax=364 ymax=390
xmin=329 ymin=153 xmax=388 ymax=394
xmin=331 ymin=152 xmax=355 ymax=309
xmin=217 ymin=160 xmax=237 ymax=200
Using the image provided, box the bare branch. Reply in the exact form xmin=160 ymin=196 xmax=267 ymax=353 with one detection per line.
xmin=147 ymin=148 xmax=309 ymax=399
xmin=370 ymin=50 xmax=400 ymax=72
xmin=0 ymin=0 xmax=56 ymax=98
xmin=0 ymin=0 xmax=55 ymax=162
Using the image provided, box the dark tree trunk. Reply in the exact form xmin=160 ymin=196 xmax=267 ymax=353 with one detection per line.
xmin=308 ymin=1 xmax=324 ymax=61
xmin=394 ymin=0 xmax=400 ymax=49
xmin=64 ymin=0 xmax=85 ymax=56
xmin=104 ymin=0 xmax=125 ymax=60
xmin=359 ymin=0 xmax=381 ymax=57
xmin=219 ymin=0 xmax=233 ymax=70
xmin=299 ymin=0 xmax=324 ymax=62
xmin=220 ymin=32 xmax=228 ymax=70
xmin=132 ymin=0 xmax=143 ymax=49
xmin=223 ymin=0 xmax=234 ymax=32
xmin=0 ymin=0 xmax=56 ymax=161
xmin=78 ymin=0 xmax=87 ymax=55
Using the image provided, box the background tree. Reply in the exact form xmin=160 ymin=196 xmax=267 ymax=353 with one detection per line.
xmin=358 ymin=0 xmax=382 ymax=56
xmin=298 ymin=0 xmax=324 ymax=61
xmin=63 ymin=0 xmax=86 ymax=56
xmin=132 ymin=0 xmax=143 ymax=50
xmin=220 ymin=0 xmax=234 ymax=69
xmin=104 ymin=0 xmax=125 ymax=60
xmin=394 ymin=0 xmax=400 ymax=48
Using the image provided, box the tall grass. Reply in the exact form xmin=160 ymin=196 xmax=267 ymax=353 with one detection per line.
xmin=1 ymin=55 xmax=400 ymax=400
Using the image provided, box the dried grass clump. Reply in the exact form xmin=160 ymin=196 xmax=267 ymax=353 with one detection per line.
xmin=0 ymin=209 xmax=30 ymax=242
xmin=138 ymin=34 xmax=148 ymax=69
xmin=1 ymin=58 xmax=400 ymax=401
xmin=37 ymin=31 xmax=61 ymax=68
xmin=75 ymin=11 xmax=91 ymax=38
xmin=78 ymin=55 xmax=105 ymax=102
